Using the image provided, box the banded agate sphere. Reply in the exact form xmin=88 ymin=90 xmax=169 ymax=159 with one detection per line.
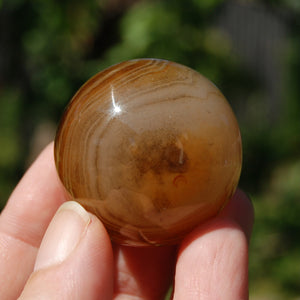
xmin=54 ymin=59 xmax=242 ymax=246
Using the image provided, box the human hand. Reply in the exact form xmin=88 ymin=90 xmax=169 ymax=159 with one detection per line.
xmin=0 ymin=143 xmax=254 ymax=300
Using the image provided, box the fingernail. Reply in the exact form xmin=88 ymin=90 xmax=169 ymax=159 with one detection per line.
xmin=34 ymin=201 xmax=90 ymax=271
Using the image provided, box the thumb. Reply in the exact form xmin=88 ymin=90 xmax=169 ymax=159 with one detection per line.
xmin=18 ymin=201 xmax=114 ymax=300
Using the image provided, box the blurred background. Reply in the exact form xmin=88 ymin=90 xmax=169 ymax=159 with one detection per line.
xmin=0 ymin=0 xmax=299 ymax=298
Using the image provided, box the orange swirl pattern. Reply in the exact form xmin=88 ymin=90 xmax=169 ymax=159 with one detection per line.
xmin=54 ymin=59 xmax=242 ymax=246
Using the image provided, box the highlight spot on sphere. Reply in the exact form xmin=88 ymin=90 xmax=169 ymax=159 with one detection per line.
xmin=54 ymin=59 xmax=242 ymax=246
xmin=111 ymin=89 xmax=122 ymax=115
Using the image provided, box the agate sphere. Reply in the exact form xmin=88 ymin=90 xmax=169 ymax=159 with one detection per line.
xmin=54 ymin=59 xmax=242 ymax=246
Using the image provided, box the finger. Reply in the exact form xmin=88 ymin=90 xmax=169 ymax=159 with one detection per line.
xmin=113 ymin=244 xmax=176 ymax=300
xmin=173 ymin=189 xmax=254 ymax=300
xmin=219 ymin=188 xmax=254 ymax=242
xmin=19 ymin=201 xmax=114 ymax=300
xmin=0 ymin=142 xmax=67 ymax=299
xmin=0 ymin=142 xmax=66 ymax=246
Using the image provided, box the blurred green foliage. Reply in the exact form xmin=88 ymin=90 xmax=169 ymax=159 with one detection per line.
xmin=250 ymin=160 xmax=300 ymax=298
xmin=0 ymin=0 xmax=299 ymax=298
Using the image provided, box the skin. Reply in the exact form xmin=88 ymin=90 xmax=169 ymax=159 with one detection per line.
xmin=0 ymin=142 xmax=254 ymax=300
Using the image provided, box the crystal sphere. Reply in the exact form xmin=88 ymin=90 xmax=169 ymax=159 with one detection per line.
xmin=54 ymin=59 xmax=242 ymax=246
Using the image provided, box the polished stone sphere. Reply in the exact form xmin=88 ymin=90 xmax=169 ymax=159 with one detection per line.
xmin=54 ymin=59 xmax=242 ymax=246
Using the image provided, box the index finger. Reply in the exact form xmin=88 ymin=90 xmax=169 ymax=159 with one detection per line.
xmin=173 ymin=189 xmax=254 ymax=300
xmin=0 ymin=142 xmax=66 ymax=247
xmin=0 ymin=142 xmax=67 ymax=299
